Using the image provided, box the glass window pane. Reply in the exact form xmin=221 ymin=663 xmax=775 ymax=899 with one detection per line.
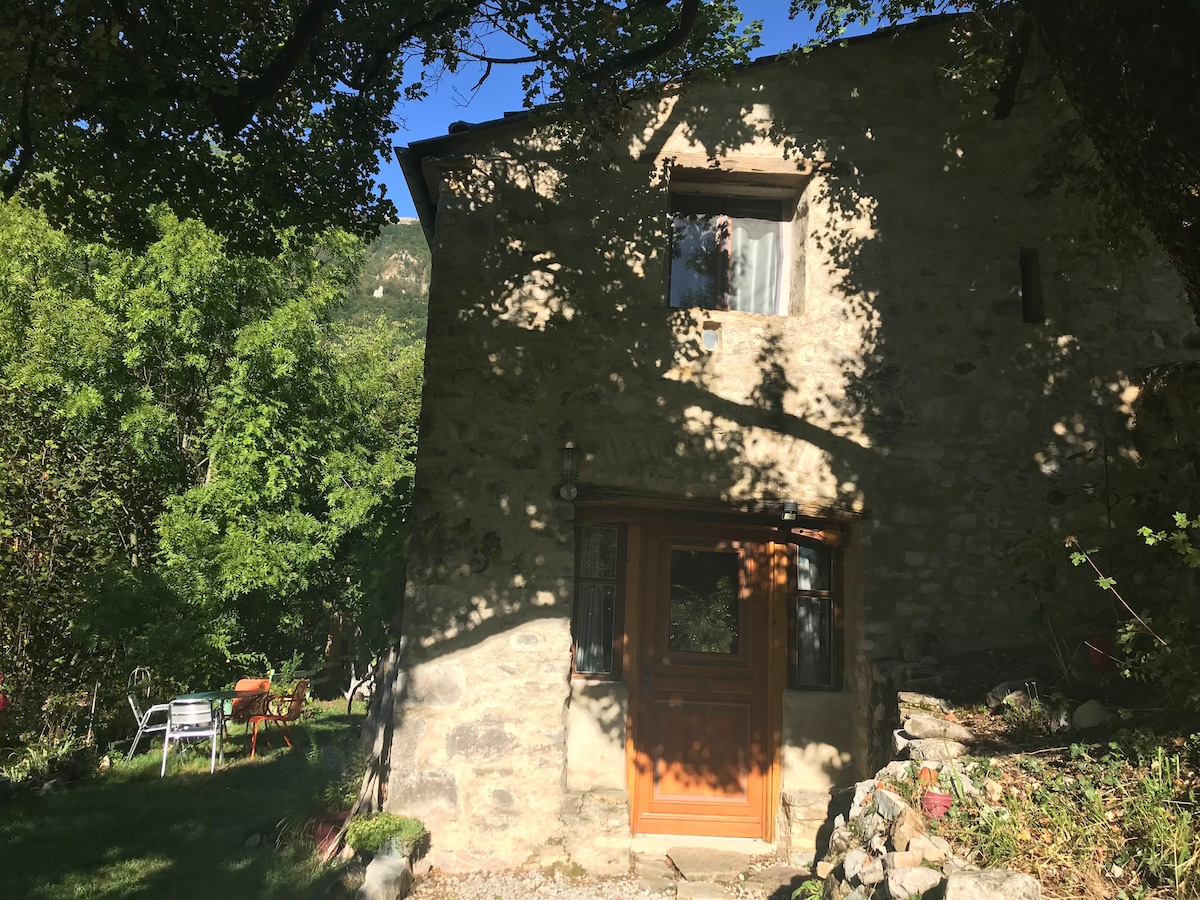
xmin=668 ymin=549 xmax=740 ymax=654
xmin=574 ymin=583 xmax=616 ymax=674
xmin=670 ymin=214 xmax=723 ymax=309
xmin=728 ymin=217 xmax=780 ymax=315
xmin=794 ymin=595 xmax=832 ymax=686
xmin=796 ymin=544 xmax=830 ymax=592
xmin=579 ymin=526 xmax=618 ymax=579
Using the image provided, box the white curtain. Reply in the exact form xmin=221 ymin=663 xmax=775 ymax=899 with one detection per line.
xmin=729 ymin=217 xmax=781 ymax=315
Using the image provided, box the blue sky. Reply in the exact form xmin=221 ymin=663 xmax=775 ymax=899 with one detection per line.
xmin=379 ymin=2 xmax=837 ymax=217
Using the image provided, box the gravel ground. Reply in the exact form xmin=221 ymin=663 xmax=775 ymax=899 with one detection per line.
xmin=408 ymin=870 xmax=660 ymax=900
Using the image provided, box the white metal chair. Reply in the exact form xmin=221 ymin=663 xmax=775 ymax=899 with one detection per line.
xmin=160 ymin=699 xmax=223 ymax=777
xmin=126 ymin=666 xmax=170 ymax=761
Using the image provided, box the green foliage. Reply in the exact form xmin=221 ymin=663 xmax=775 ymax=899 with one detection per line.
xmin=0 ymin=200 xmax=423 ymax=752
xmin=344 ymin=812 xmax=427 ymax=855
xmin=1068 ymin=517 xmax=1200 ymax=709
xmin=935 ymin=741 xmax=1200 ymax=897
xmin=791 ymin=877 xmax=823 ymax=900
xmin=1 ymin=2 xmax=760 ymax=250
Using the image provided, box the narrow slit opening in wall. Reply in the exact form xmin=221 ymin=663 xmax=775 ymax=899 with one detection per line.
xmin=1020 ymin=247 xmax=1043 ymax=323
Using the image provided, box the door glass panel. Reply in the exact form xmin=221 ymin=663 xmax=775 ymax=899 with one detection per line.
xmin=793 ymin=594 xmax=832 ymax=686
xmin=575 ymin=583 xmax=616 ymax=674
xmin=579 ymin=526 xmax=619 ymax=579
xmin=796 ymin=544 xmax=830 ymax=591
xmin=668 ymin=549 xmax=740 ymax=654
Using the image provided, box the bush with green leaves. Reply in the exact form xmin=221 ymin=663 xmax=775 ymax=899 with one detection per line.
xmin=0 ymin=200 xmax=423 ymax=753
xmin=344 ymin=813 xmax=427 ymax=856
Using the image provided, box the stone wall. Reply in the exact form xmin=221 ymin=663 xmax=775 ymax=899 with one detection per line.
xmin=387 ymin=19 xmax=1196 ymax=871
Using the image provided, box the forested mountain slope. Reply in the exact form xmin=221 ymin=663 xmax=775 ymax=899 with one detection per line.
xmin=337 ymin=219 xmax=431 ymax=341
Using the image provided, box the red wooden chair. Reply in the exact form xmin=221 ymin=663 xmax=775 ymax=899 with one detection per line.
xmin=226 ymin=678 xmax=271 ymax=733
xmin=248 ymin=680 xmax=308 ymax=759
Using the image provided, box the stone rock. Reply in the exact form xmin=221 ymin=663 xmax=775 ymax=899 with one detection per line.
xmin=1047 ymin=706 xmax=1071 ymax=732
xmin=857 ymin=859 xmax=885 ymax=886
xmin=667 ymin=847 xmax=749 ymax=883
xmin=983 ymin=778 xmax=1004 ymax=804
xmin=842 ymin=848 xmax=869 ymax=882
xmin=907 ymin=738 xmax=969 ymax=761
xmin=740 ymin=865 xmax=809 ymax=899
xmin=243 ymin=832 xmax=263 ymax=850
xmin=883 ymin=850 xmax=924 ymax=870
xmin=635 ymin=853 xmax=676 ymax=892
xmin=356 ymin=856 xmax=414 ymax=900
xmin=849 ymin=779 xmax=874 ymax=817
xmin=906 ymin=834 xmax=948 ymax=863
xmin=873 ymin=789 xmax=908 ymax=822
xmin=890 ymin=807 xmax=927 ymax=852
xmin=892 ymin=729 xmax=912 ymax=755
xmin=885 ymin=865 xmax=943 ymax=898
xmin=816 ymin=860 xmax=836 ymax=879
xmin=677 ymin=882 xmax=732 ymax=899
xmin=783 ymin=790 xmax=832 ymax=821
xmin=845 ymin=891 xmax=870 ymax=900
xmin=857 ymin=812 xmax=884 ymax=844
xmin=943 ymin=870 xmax=1041 ymax=899
xmin=1071 ymin=699 xmax=1114 ymax=730
xmin=875 ymin=761 xmax=912 ymax=782
xmin=986 ymin=680 xmax=1037 ymax=709
xmin=828 ymin=826 xmax=855 ymax=856
xmin=903 ymin=714 xmax=973 ymax=743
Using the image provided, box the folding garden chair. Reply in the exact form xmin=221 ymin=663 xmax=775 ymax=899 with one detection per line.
xmin=160 ymin=699 xmax=223 ymax=776
xmin=248 ymin=680 xmax=308 ymax=759
xmin=126 ymin=666 xmax=170 ymax=761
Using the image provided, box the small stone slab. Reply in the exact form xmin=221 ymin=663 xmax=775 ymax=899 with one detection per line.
xmin=907 ymin=738 xmax=969 ymax=761
xmin=635 ymin=854 xmax=678 ymax=893
xmin=943 ymin=870 xmax=1041 ymax=900
xmin=740 ymin=865 xmax=810 ymax=899
xmin=904 ymin=714 xmax=973 ymax=743
xmin=677 ymin=882 xmax=732 ymax=899
xmin=667 ymin=847 xmax=750 ymax=883
xmin=897 ymin=691 xmax=953 ymax=713
xmin=885 ymin=865 xmax=943 ymax=899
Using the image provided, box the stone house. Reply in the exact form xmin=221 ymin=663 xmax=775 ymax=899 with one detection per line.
xmin=391 ymin=17 xmax=1193 ymax=873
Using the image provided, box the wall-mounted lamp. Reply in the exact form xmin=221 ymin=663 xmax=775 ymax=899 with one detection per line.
xmin=781 ymin=500 xmax=799 ymax=522
xmin=559 ymin=443 xmax=578 ymax=501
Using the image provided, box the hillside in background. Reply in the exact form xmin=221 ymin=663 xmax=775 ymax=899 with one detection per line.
xmin=337 ymin=219 xmax=431 ymax=341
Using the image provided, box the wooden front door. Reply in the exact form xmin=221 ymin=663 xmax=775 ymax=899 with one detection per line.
xmin=631 ymin=526 xmax=774 ymax=838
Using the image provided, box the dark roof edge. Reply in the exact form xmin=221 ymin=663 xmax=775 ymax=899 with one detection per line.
xmin=399 ymin=12 xmax=963 ymax=243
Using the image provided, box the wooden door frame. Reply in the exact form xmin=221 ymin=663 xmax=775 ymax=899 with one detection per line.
xmin=621 ymin=519 xmax=786 ymax=840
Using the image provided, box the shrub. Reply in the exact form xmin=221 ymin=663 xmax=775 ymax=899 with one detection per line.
xmin=344 ymin=813 xmax=426 ymax=856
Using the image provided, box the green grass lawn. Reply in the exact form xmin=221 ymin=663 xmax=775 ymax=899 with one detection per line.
xmin=0 ymin=700 xmax=365 ymax=900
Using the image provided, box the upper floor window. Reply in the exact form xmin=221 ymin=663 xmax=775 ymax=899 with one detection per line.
xmin=669 ymin=194 xmax=788 ymax=315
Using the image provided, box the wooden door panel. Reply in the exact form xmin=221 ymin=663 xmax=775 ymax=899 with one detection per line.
xmin=651 ymin=699 xmax=750 ymax=801
xmin=631 ymin=526 xmax=774 ymax=838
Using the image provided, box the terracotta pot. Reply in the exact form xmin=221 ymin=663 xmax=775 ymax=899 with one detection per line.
xmin=921 ymin=789 xmax=953 ymax=818
xmin=315 ymin=810 xmax=351 ymax=856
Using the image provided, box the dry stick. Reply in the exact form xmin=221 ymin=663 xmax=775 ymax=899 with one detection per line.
xmin=1069 ymin=540 xmax=1168 ymax=647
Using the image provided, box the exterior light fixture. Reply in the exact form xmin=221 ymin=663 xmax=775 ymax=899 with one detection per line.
xmin=781 ymin=500 xmax=799 ymax=521
xmin=559 ymin=443 xmax=578 ymax=501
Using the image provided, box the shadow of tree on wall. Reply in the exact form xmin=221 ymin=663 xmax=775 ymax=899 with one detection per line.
xmin=376 ymin=22 xmax=1196 ymax=829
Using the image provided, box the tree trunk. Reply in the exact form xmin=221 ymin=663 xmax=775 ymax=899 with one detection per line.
xmin=1019 ymin=0 xmax=1200 ymax=319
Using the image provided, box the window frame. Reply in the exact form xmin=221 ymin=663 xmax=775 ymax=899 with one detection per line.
xmin=570 ymin=524 xmax=627 ymax=680
xmin=667 ymin=191 xmax=793 ymax=316
xmin=785 ymin=537 xmax=843 ymax=691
